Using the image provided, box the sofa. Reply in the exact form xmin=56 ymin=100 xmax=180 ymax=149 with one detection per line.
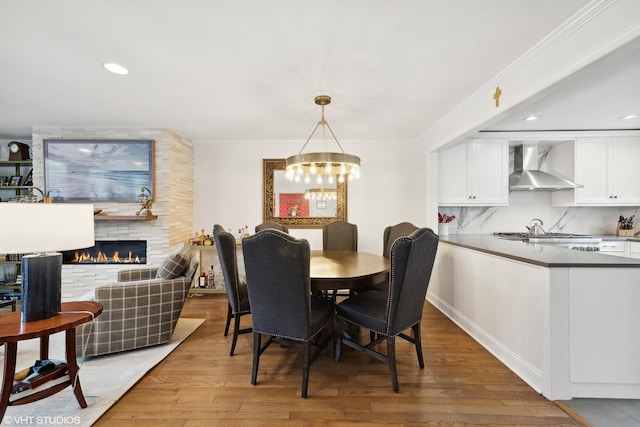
xmin=75 ymin=246 xmax=199 ymax=357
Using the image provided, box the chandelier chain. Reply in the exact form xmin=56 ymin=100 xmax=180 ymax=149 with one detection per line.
xmin=297 ymin=104 xmax=345 ymax=155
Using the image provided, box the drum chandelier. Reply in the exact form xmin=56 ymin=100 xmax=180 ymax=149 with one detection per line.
xmin=285 ymin=95 xmax=361 ymax=185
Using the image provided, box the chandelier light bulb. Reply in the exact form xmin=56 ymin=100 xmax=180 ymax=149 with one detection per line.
xmin=304 ymin=174 xmax=311 ymax=184
xmin=338 ymin=174 xmax=345 ymax=184
xmin=316 ymin=175 xmax=323 ymax=185
xmin=328 ymin=175 xmax=335 ymax=185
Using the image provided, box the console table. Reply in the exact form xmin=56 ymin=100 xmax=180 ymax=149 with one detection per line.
xmin=0 ymin=301 xmax=103 ymax=418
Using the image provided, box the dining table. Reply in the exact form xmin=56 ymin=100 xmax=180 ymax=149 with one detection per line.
xmin=309 ymin=250 xmax=390 ymax=293
xmin=217 ymin=247 xmax=390 ymax=293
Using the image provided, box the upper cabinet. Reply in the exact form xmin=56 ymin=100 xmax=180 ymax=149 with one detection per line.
xmin=439 ymin=139 xmax=508 ymax=206
xmin=552 ymin=137 xmax=640 ymax=206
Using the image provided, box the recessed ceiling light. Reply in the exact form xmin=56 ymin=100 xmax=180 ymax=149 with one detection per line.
xmin=103 ymin=62 xmax=129 ymax=75
xmin=620 ymin=114 xmax=638 ymax=120
xmin=523 ymin=116 xmax=539 ymax=121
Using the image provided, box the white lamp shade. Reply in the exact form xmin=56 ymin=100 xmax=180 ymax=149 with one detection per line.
xmin=0 ymin=203 xmax=95 ymax=253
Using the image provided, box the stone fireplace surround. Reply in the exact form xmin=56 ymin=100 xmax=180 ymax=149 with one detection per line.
xmin=30 ymin=127 xmax=194 ymax=300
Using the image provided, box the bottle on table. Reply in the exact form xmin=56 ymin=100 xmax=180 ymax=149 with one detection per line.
xmin=207 ymin=265 xmax=215 ymax=288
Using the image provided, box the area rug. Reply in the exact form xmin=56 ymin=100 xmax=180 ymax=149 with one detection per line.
xmin=1 ymin=317 xmax=205 ymax=426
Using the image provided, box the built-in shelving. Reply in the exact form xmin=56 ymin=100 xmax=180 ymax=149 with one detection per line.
xmin=0 ymin=160 xmax=33 ymax=200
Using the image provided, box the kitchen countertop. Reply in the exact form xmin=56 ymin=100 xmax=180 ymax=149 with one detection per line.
xmin=439 ymin=234 xmax=640 ymax=268
xmin=597 ymin=234 xmax=640 ymax=242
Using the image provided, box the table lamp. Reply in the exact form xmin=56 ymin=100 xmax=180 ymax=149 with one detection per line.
xmin=0 ymin=203 xmax=94 ymax=322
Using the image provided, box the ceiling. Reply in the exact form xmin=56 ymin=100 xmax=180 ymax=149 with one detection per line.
xmin=484 ymin=34 xmax=640 ymax=132
xmin=3 ymin=0 xmax=635 ymax=143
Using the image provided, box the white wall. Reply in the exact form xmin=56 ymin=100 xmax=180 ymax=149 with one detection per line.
xmin=193 ymin=139 xmax=427 ymax=254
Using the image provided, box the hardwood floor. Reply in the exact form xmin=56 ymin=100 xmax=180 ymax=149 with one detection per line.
xmin=94 ymin=295 xmax=580 ymax=426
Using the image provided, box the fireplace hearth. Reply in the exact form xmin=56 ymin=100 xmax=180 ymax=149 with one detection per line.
xmin=63 ymin=240 xmax=147 ymax=264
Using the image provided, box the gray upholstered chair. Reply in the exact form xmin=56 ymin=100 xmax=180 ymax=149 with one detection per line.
xmin=322 ymin=220 xmax=358 ymax=252
xmin=383 ymin=222 xmax=419 ymax=258
xmin=335 ymin=228 xmax=439 ymax=392
xmin=213 ymin=224 xmax=252 ymax=356
xmin=242 ymin=229 xmax=334 ymax=398
xmin=356 ymin=222 xmax=420 ymax=295
xmin=322 ymin=220 xmax=358 ymax=299
xmin=75 ymin=245 xmax=199 ymax=357
xmin=255 ymin=221 xmax=289 ymax=233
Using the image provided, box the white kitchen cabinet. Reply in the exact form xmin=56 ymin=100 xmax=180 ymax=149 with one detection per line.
xmin=554 ymin=137 xmax=640 ymax=206
xmin=439 ymin=139 xmax=508 ymax=206
xmin=598 ymin=240 xmax=626 ymax=257
xmin=627 ymin=241 xmax=640 ymax=259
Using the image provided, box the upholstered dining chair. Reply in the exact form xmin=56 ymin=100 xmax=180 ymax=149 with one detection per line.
xmin=383 ymin=222 xmax=419 ymax=258
xmin=322 ymin=220 xmax=358 ymax=252
xmin=356 ymin=221 xmax=420 ymax=295
xmin=322 ymin=220 xmax=358 ymax=299
xmin=242 ymin=229 xmax=334 ymax=398
xmin=335 ymin=227 xmax=439 ymax=392
xmin=213 ymin=224 xmax=252 ymax=356
xmin=255 ymin=220 xmax=289 ymax=233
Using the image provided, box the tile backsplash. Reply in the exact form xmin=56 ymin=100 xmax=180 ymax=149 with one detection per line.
xmin=439 ymin=190 xmax=639 ymax=236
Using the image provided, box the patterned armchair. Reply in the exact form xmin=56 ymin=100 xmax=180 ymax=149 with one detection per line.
xmin=75 ymin=247 xmax=199 ymax=357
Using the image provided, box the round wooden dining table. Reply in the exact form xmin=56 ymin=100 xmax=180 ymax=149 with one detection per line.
xmin=309 ymin=250 xmax=390 ymax=293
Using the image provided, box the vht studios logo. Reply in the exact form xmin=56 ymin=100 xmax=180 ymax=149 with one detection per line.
xmin=3 ymin=415 xmax=81 ymax=425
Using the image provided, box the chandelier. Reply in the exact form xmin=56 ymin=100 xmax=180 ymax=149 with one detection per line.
xmin=285 ymin=95 xmax=361 ymax=185
xmin=304 ymin=188 xmax=337 ymax=200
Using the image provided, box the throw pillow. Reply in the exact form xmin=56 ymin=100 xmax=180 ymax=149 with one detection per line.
xmin=156 ymin=251 xmax=188 ymax=279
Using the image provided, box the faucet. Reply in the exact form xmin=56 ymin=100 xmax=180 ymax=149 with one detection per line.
xmin=526 ymin=218 xmax=546 ymax=235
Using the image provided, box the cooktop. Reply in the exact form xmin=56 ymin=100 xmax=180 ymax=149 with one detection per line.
xmin=493 ymin=232 xmax=602 ymax=244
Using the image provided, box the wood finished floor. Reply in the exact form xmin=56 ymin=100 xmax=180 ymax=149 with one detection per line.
xmin=94 ymin=295 xmax=580 ymax=426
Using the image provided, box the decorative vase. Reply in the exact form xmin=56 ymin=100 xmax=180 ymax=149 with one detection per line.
xmin=438 ymin=223 xmax=449 ymax=236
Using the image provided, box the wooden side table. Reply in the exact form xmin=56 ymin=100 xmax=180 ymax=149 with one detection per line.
xmin=0 ymin=301 xmax=103 ymax=418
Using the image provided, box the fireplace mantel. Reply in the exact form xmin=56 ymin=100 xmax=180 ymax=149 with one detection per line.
xmin=94 ymin=215 xmax=158 ymax=221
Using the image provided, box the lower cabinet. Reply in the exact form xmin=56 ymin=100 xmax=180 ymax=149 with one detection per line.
xmin=627 ymin=241 xmax=640 ymax=259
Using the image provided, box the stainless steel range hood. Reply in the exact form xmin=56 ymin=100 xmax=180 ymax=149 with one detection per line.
xmin=509 ymin=144 xmax=582 ymax=191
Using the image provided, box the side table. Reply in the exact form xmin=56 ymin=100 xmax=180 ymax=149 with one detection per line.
xmin=0 ymin=301 xmax=103 ymax=418
xmin=0 ymin=299 xmax=16 ymax=312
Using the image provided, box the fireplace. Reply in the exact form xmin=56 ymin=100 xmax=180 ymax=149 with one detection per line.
xmin=62 ymin=240 xmax=147 ymax=265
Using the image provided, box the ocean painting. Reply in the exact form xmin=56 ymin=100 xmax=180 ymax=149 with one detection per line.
xmin=44 ymin=140 xmax=153 ymax=201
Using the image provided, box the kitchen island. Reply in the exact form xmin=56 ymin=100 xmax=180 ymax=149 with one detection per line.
xmin=428 ymin=234 xmax=640 ymax=401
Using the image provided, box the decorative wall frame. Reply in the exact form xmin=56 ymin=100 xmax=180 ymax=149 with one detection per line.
xmin=43 ymin=139 xmax=154 ymax=202
xmin=263 ymin=158 xmax=347 ymax=228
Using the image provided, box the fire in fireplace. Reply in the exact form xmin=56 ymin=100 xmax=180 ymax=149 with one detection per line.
xmin=62 ymin=240 xmax=147 ymax=264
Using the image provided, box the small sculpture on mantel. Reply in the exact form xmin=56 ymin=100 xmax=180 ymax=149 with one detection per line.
xmin=136 ymin=186 xmax=154 ymax=216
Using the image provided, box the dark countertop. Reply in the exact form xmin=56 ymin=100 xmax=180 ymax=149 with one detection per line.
xmin=439 ymin=234 xmax=640 ymax=268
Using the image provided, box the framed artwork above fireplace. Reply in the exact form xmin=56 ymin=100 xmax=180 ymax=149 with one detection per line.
xmin=43 ymin=139 xmax=154 ymax=202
